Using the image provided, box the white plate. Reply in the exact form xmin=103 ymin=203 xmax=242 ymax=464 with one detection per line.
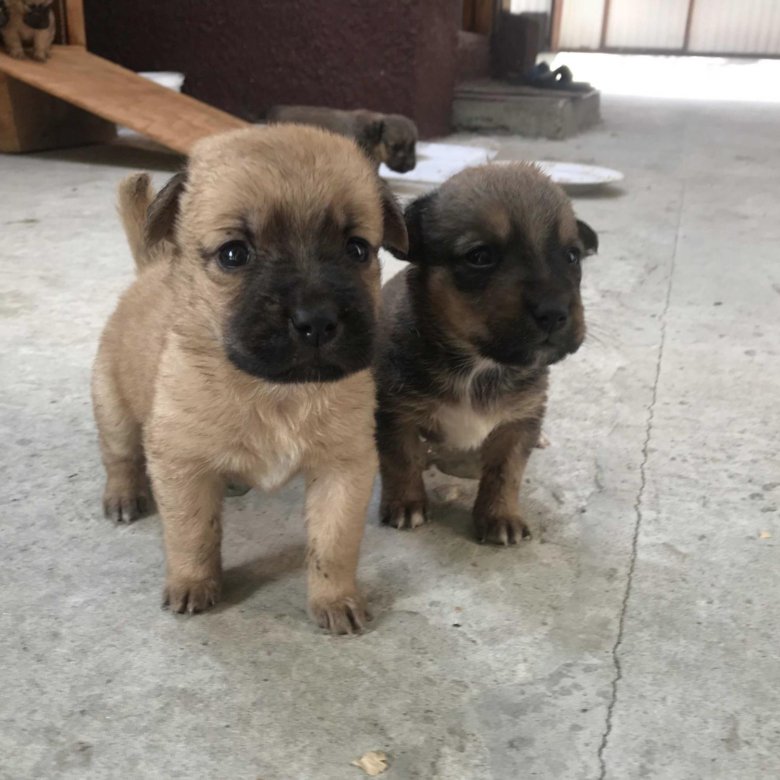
xmin=380 ymin=142 xmax=497 ymax=185
xmin=494 ymin=160 xmax=623 ymax=188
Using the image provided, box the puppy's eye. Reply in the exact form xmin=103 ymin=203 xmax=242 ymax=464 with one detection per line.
xmin=567 ymin=247 xmax=582 ymax=265
xmin=465 ymin=245 xmax=496 ymax=269
xmin=217 ymin=240 xmax=251 ymax=270
xmin=346 ymin=237 xmax=370 ymax=262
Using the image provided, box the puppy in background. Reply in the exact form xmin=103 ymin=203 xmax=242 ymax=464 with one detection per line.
xmin=267 ymin=105 xmax=417 ymax=173
xmin=92 ymin=126 xmax=407 ymax=633
xmin=1 ymin=0 xmax=54 ymax=60
xmin=375 ymin=164 xmax=597 ymax=545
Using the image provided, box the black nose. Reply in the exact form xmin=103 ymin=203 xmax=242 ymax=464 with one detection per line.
xmin=291 ymin=307 xmax=340 ymax=347
xmin=532 ymin=302 xmax=569 ymax=334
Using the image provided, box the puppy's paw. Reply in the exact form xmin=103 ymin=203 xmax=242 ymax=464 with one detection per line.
xmin=381 ymin=499 xmax=428 ymax=530
xmin=31 ymin=50 xmax=48 ymax=62
xmin=164 ymin=577 xmax=221 ymax=615
xmin=474 ymin=512 xmax=531 ymax=546
xmin=8 ymin=48 xmax=25 ymax=59
xmin=535 ymin=431 xmax=551 ymax=449
xmin=309 ymin=594 xmax=369 ymax=635
xmin=103 ymin=475 xmax=152 ymax=523
xmin=103 ymin=487 xmax=152 ymax=524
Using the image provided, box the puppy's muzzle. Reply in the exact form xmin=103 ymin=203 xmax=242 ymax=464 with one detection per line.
xmin=531 ymin=300 xmax=569 ymax=335
xmin=23 ymin=4 xmax=51 ymax=28
xmin=290 ymin=304 xmax=340 ymax=348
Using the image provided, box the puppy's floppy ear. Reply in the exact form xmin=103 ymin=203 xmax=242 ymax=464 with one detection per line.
xmin=577 ymin=219 xmax=598 ymax=256
xmin=403 ymin=191 xmax=437 ymax=263
xmin=378 ymin=179 xmax=408 ymax=258
xmin=145 ymin=172 xmax=187 ymax=247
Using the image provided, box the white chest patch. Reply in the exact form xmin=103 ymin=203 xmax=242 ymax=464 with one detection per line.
xmin=255 ymin=448 xmax=302 ymax=491
xmin=431 ymin=359 xmax=508 ymax=451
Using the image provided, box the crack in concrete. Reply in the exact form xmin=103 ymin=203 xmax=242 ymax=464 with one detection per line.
xmin=596 ymin=186 xmax=684 ymax=780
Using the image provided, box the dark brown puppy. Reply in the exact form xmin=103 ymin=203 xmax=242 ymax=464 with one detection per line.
xmin=266 ymin=105 xmax=417 ymax=173
xmin=375 ymin=163 xmax=597 ymax=544
xmin=92 ymin=126 xmax=407 ymax=633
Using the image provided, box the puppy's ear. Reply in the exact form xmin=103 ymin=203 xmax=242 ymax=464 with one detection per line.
xmin=378 ymin=179 xmax=408 ymax=258
xmin=577 ymin=219 xmax=598 ymax=256
xmin=404 ymin=191 xmax=436 ymax=263
xmin=145 ymin=172 xmax=187 ymax=247
xmin=362 ymin=118 xmax=386 ymax=147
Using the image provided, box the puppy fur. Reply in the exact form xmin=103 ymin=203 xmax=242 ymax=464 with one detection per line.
xmin=92 ymin=125 xmax=407 ymax=633
xmin=267 ymin=105 xmax=417 ymax=173
xmin=1 ymin=0 xmax=54 ymax=60
xmin=374 ymin=163 xmax=597 ymax=544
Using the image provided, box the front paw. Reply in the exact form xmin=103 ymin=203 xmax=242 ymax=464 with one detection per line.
xmin=309 ymin=593 xmax=368 ymax=635
xmin=164 ymin=576 xmax=221 ymax=614
xmin=381 ymin=498 xmax=428 ymax=530
xmin=474 ymin=512 xmax=531 ymax=546
xmin=103 ymin=478 xmax=152 ymax=524
xmin=8 ymin=48 xmax=25 ymax=59
xmin=32 ymin=50 xmax=48 ymax=62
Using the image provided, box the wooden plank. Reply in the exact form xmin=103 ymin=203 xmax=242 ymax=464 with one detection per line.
xmin=0 ymin=46 xmax=247 ymax=154
xmin=0 ymin=72 xmax=115 ymax=152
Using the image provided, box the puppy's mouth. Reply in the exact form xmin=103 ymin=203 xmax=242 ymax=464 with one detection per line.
xmin=227 ymin=346 xmax=371 ymax=384
xmin=479 ymin=332 xmax=582 ymax=367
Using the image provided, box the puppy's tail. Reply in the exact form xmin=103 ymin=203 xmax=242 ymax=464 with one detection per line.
xmin=117 ymin=173 xmax=154 ymax=273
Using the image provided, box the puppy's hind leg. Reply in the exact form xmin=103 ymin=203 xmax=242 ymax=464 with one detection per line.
xmin=92 ymin=350 xmax=151 ymax=523
xmin=376 ymin=408 xmax=428 ymax=530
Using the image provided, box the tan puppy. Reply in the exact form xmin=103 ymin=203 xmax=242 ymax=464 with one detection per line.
xmin=92 ymin=126 xmax=407 ymax=633
xmin=1 ymin=0 xmax=54 ymax=60
xmin=375 ymin=164 xmax=597 ymax=544
xmin=267 ymin=105 xmax=417 ymax=173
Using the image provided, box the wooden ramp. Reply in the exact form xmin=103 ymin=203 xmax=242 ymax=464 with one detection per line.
xmin=0 ymin=46 xmax=248 ymax=154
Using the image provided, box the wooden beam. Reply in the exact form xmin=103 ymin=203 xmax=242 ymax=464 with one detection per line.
xmin=600 ymin=0 xmax=613 ymax=49
xmin=65 ymin=0 xmax=87 ymax=46
xmin=551 ymin=0 xmax=565 ymax=52
xmin=682 ymin=0 xmax=698 ymax=53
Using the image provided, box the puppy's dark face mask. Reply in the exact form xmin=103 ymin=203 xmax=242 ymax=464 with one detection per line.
xmin=23 ymin=2 xmax=52 ymax=29
xmin=146 ymin=157 xmax=407 ymax=385
xmin=219 ymin=210 xmax=381 ymax=384
xmin=405 ymin=164 xmax=598 ymax=368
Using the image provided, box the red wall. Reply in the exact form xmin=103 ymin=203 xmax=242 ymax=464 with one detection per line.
xmin=84 ymin=0 xmax=459 ymax=137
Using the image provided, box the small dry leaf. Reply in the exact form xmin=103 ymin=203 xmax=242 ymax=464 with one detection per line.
xmin=433 ymin=484 xmax=463 ymax=502
xmin=351 ymin=750 xmax=389 ymax=776
xmin=759 ymin=530 xmax=772 ymax=539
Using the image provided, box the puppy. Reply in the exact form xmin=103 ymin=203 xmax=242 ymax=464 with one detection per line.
xmin=374 ymin=163 xmax=597 ymax=544
xmin=0 ymin=0 xmax=54 ymax=60
xmin=267 ymin=105 xmax=417 ymax=173
xmin=92 ymin=126 xmax=407 ymax=633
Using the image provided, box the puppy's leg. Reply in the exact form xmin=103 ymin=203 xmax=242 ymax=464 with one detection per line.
xmin=92 ymin=352 xmax=151 ymax=523
xmin=31 ymin=26 xmax=52 ymax=61
xmin=473 ymin=418 xmax=542 ymax=545
xmin=376 ymin=409 xmax=428 ymax=530
xmin=304 ymin=449 xmax=376 ymax=634
xmin=2 ymin=28 xmax=25 ymax=58
xmin=150 ymin=455 xmax=223 ymax=614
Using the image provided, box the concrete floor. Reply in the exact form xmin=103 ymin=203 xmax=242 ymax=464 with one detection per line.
xmin=1 ymin=96 xmax=779 ymax=779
